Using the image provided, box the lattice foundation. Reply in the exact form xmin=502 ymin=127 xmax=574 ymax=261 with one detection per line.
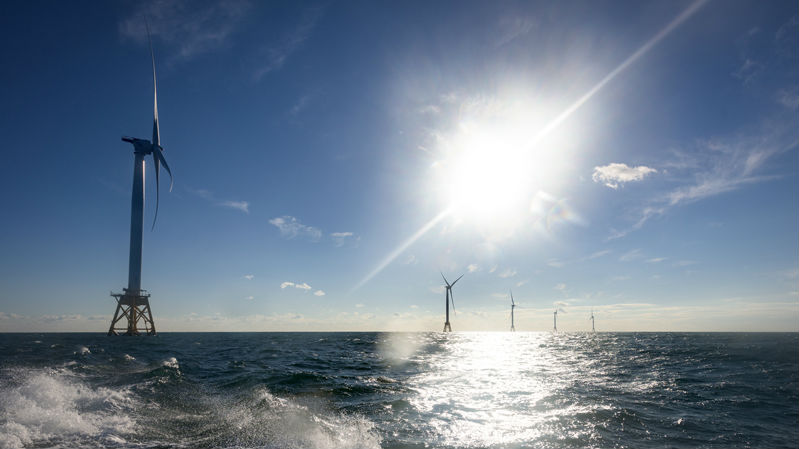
xmin=108 ymin=289 xmax=157 ymax=336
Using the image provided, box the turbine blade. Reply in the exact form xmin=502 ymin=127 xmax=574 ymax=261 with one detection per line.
xmin=441 ymin=272 xmax=449 ymax=286
xmin=145 ymin=17 xmax=160 ymax=147
xmin=450 ymin=290 xmax=455 ymax=314
xmin=150 ymin=145 xmax=173 ymax=230
xmin=451 ymin=273 xmax=464 ymax=286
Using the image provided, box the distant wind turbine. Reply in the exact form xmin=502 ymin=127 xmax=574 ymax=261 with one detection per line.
xmin=441 ymin=272 xmax=463 ymax=332
xmin=108 ymin=21 xmax=173 ymax=336
xmin=553 ymin=309 xmax=558 ymax=333
xmin=590 ymin=309 xmax=596 ymax=332
xmin=510 ymin=291 xmax=516 ymax=332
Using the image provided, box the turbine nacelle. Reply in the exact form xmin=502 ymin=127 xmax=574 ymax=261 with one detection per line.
xmin=122 ymin=136 xmax=155 ymax=154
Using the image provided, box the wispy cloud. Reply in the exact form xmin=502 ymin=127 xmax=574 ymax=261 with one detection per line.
xmin=467 ymin=264 xmax=479 ymax=273
xmin=646 ymin=257 xmax=667 ymax=263
xmin=119 ymin=0 xmax=251 ymax=61
xmin=220 ymin=200 xmax=250 ymax=213
xmin=270 ymin=216 xmax=322 ymax=241
xmin=253 ymin=8 xmax=322 ymax=80
xmin=187 ymin=187 xmax=250 ymax=214
xmin=280 ymin=281 xmax=314 ymax=291
xmin=243 ymin=274 xmax=254 ymax=280
xmin=498 ymin=268 xmax=517 ymax=278
xmin=494 ymin=16 xmax=538 ymax=47
xmin=593 ymin=163 xmax=657 ymax=189
xmin=330 ymin=231 xmax=358 ymax=247
xmin=619 ymin=249 xmax=643 ymax=262
xmin=313 ymin=290 xmax=325 ymax=296
xmin=610 ymin=117 xmax=797 ymax=239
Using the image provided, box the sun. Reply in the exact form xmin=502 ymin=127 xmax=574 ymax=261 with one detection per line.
xmin=433 ymin=115 xmax=554 ymax=232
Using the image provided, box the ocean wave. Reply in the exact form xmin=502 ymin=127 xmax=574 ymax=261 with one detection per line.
xmin=0 ymin=368 xmax=135 ymax=449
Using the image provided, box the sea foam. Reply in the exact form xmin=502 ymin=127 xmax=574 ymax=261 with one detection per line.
xmin=0 ymin=369 xmax=135 ymax=449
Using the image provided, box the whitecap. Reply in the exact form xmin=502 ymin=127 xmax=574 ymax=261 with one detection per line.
xmin=0 ymin=369 xmax=136 ymax=449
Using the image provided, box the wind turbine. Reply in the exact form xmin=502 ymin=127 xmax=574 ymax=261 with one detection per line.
xmin=108 ymin=23 xmax=173 ymax=336
xmin=590 ymin=309 xmax=595 ymax=332
xmin=441 ymin=272 xmax=463 ymax=332
xmin=510 ymin=290 xmax=516 ymax=332
xmin=553 ymin=309 xmax=558 ymax=333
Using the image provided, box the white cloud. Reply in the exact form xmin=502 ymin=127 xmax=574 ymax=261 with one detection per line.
xmin=410 ymin=305 xmax=419 ymax=309
xmin=313 ymin=290 xmax=325 ymax=296
xmin=295 ymin=282 xmax=312 ymax=291
xmin=281 ymin=281 xmax=316 ymax=292
xmin=254 ymin=8 xmax=322 ymax=80
xmin=187 ymin=187 xmax=250 ymax=214
xmin=330 ymin=231 xmax=357 ymax=247
xmin=516 ymin=280 xmax=528 ymax=287
xmin=119 ymin=0 xmax=251 ymax=61
xmin=498 ymin=268 xmax=517 ymax=278
xmin=220 ymin=200 xmax=249 ymax=213
xmin=495 ymin=16 xmax=538 ymax=47
xmin=592 ymin=163 xmax=657 ymax=189
xmin=269 ymin=216 xmax=322 ymax=241
xmin=619 ymin=249 xmax=643 ymax=262
xmin=243 ymin=274 xmax=254 ymax=280
xmin=245 ymin=296 xmax=254 ymax=301
xmin=609 ymin=116 xmax=797 ymax=239
xmin=280 ymin=282 xmax=295 ymax=289
xmin=646 ymin=257 xmax=667 ymax=263
xmin=467 ymin=264 xmax=479 ymax=273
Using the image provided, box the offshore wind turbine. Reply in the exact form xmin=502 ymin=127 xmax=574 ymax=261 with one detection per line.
xmin=441 ymin=272 xmax=463 ymax=332
xmin=553 ymin=310 xmax=558 ymax=333
xmin=590 ymin=309 xmax=595 ymax=332
xmin=510 ymin=291 xmax=516 ymax=332
xmin=108 ymin=24 xmax=173 ymax=336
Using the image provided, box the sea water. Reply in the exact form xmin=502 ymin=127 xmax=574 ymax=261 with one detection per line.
xmin=0 ymin=332 xmax=796 ymax=448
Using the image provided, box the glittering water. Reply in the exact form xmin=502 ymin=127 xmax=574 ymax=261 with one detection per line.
xmin=0 ymin=332 xmax=796 ymax=448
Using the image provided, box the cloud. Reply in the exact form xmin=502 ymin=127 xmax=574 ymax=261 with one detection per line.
xmin=243 ymin=274 xmax=254 ymax=280
xmin=281 ymin=281 xmax=315 ymax=292
xmin=313 ymin=290 xmax=325 ymax=296
xmin=646 ymin=258 xmax=667 ymax=263
xmin=610 ymin=116 xmax=797 ymax=239
xmin=245 ymin=296 xmax=254 ymax=300
xmin=592 ymin=163 xmax=657 ymax=189
xmin=582 ymin=250 xmax=611 ymax=261
xmin=495 ymin=16 xmax=538 ymax=47
xmin=619 ymin=249 xmax=643 ymax=262
xmin=467 ymin=264 xmax=479 ymax=273
xmin=220 ymin=200 xmax=250 ymax=213
xmin=254 ymin=8 xmax=322 ymax=80
xmin=187 ymin=187 xmax=250 ymax=214
xmin=498 ymin=268 xmax=517 ymax=278
xmin=119 ymin=0 xmax=251 ymax=61
xmin=330 ymin=231 xmax=358 ymax=247
xmin=269 ymin=216 xmax=322 ymax=241
xmin=547 ymin=260 xmax=564 ymax=268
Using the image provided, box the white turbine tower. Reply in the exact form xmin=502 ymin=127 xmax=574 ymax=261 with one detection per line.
xmin=441 ymin=273 xmax=463 ymax=332
xmin=553 ymin=309 xmax=558 ymax=333
xmin=510 ymin=291 xmax=516 ymax=332
xmin=590 ymin=309 xmax=596 ymax=332
xmin=108 ymin=23 xmax=173 ymax=336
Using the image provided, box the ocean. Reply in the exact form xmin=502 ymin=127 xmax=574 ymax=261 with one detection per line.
xmin=0 ymin=332 xmax=796 ymax=448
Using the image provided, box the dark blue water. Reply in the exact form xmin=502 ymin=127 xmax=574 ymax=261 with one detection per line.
xmin=0 ymin=332 xmax=796 ymax=448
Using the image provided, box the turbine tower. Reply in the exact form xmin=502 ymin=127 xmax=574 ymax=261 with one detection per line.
xmin=510 ymin=291 xmax=516 ymax=332
xmin=108 ymin=25 xmax=173 ymax=336
xmin=553 ymin=310 xmax=558 ymax=333
xmin=441 ymin=273 xmax=463 ymax=332
xmin=590 ymin=309 xmax=595 ymax=332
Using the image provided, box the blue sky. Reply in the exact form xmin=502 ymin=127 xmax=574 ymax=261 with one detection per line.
xmin=0 ymin=0 xmax=796 ymax=332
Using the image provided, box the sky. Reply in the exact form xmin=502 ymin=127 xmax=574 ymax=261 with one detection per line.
xmin=0 ymin=0 xmax=796 ymax=332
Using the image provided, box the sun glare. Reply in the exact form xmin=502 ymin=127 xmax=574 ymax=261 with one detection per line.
xmin=434 ymin=110 xmax=560 ymax=233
